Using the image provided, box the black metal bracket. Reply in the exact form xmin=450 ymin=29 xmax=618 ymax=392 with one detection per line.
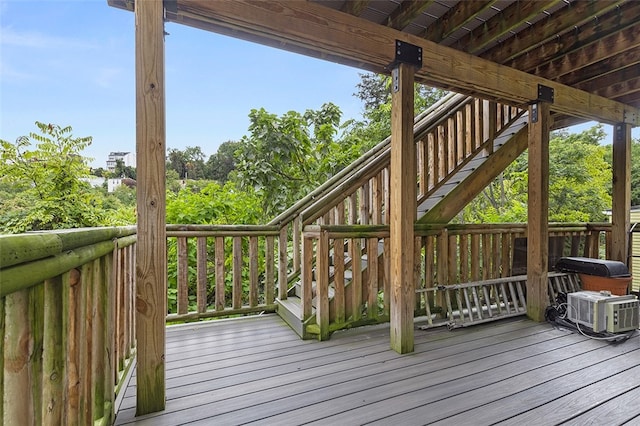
xmin=530 ymin=84 xmax=554 ymax=122
xmin=389 ymin=40 xmax=422 ymax=92
xmin=537 ymin=84 xmax=554 ymax=103
xmin=389 ymin=40 xmax=422 ymax=69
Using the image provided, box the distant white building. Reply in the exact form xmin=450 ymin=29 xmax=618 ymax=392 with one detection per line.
xmin=107 ymin=151 xmax=136 ymax=172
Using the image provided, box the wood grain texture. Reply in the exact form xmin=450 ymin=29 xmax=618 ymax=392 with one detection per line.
xmin=526 ymin=102 xmax=550 ymax=322
xmin=389 ymin=63 xmax=416 ymax=354
xmin=611 ymin=123 xmax=632 ymax=265
xmin=135 ymin=0 xmax=166 ymax=415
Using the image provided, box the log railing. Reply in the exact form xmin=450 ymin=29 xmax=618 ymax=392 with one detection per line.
xmin=302 ymin=222 xmax=612 ymax=339
xmin=166 ymin=225 xmax=280 ymax=322
xmin=0 ymin=227 xmax=137 ymax=425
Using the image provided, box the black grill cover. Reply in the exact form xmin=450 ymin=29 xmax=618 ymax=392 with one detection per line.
xmin=555 ymin=257 xmax=630 ymax=277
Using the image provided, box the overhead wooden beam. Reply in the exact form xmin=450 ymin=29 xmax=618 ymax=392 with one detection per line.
xmin=611 ymin=123 xmax=632 ymax=265
xmin=386 ymin=0 xmax=434 ymax=31
xmin=481 ymin=0 xmax=625 ymax=64
xmin=169 ymin=0 xmax=640 ymax=125
xmin=530 ymin=23 xmax=640 ymax=80
xmin=341 ymin=0 xmax=370 ymax=17
xmin=389 ymin=62 xmax=416 ymax=354
xmin=419 ymin=0 xmax=497 ymax=43
xmin=454 ymin=0 xmax=563 ymax=55
xmin=506 ymin=2 xmax=640 ymax=72
xmin=135 ymin=0 xmax=166 ymax=416
xmin=559 ymin=47 xmax=640 ymax=86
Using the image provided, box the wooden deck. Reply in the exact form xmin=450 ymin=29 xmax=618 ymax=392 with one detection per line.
xmin=115 ymin=314 xmax=640 ymax=425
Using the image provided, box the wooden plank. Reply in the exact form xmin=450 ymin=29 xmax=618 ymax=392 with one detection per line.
xmin=368 ymin=237 xmax=379 ymax=320
xmin=232 ymin=237 xmax=243 ymax=310
xmin=350 ymin=237 xmax=363 ymax=322
xmin=316 ymin=229 xmax=330 ymax=340
xmin=265 ymin=236 xmax=275 ymax=304
xmin=214 ymin=236 xmax=225 ymax=311
xmin=333 ymin=237 xmax=345 ymax=324
xmin=302 ymin=236 xmax=314 ymax=320
xmin=92 ymin=259 xmax=106 ymax=423
xmin=611 ymin=123 xmax=631 ymax=265
xmin=0 ymin=296 xmax=3 ymax=422
xmin=196 ymin=237 xmax=207 ymax=313
xmin=526 ymin=101 xmax=550 ymax=322
xmin=249 ymin=236 xmax=259 ymax=307
xmin=134 ymin=0 xmax=166 ymax=415
xmin=66 ymin=269 xmax=81 ymax=424
xmin=114 ymin=316 xmax=547 ymax=424
xmin=389 ymin=62 xmax=416 ymax=354
xmin=177 ymin=237 xmax=188 ymax=315
xmin=3 ymin=290 xmax=33 ymax=425
xmin=278 ymin=226 xmax=288 ymax=300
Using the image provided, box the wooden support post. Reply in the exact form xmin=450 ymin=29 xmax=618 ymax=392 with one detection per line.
xmin=389 ymin=60 xmax=417 ymax=354
xmin=527 ymin=100 xmax=551 ymax=322
xmin=135 ymin=0 xmax=166 ymax=415
xmin=611 ymin=123 xmax=632 ymax=265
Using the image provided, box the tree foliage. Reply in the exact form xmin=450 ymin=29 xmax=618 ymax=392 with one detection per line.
xmin=233 ymin=103 xmax=350 ymax=217
xmin=0 ymin=122 xmax=107 ymax=232
xmin=460 ymin=125 xmax=612 ymax=223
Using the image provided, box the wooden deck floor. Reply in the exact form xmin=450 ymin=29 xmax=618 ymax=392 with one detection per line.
xmin=115 ymin=314 xmax=640 ymax=425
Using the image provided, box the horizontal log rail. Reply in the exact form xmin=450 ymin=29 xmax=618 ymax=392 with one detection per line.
xmin=0 ymin=227 xmax=137 ymax=425
xmin=302 ymin=222 xmax=612 ymax=339
xmin=166 ymin=225 xmax=281 ymax=322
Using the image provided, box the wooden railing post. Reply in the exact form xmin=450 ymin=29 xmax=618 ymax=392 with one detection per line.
xmin=316 ymin=228 xmax=330 ymax=340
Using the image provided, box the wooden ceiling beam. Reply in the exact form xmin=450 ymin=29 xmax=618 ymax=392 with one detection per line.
xmin=506 ymin=1 xmax=640 ymax=72
xmin=592 ymin=77 xmax=640 ymax=100
xmin=558 ymin=46 xmax=640 ymax=86
xmin=163 ymin=0 xmax=639 ymax=125
xmin=419 ymin=0 xmax=497 ymax=43
xmin=574 ymin=65 xmax=640 ymax=97
xmin=454 ymin=0 xmax=563 ymax=55
xmin=340 ymin=0 xmax=370 ymax=17
xmin=530 ymin=22 xmax=640 ymax=80
xmin=386 ymin=0 xmax=435 ymax=31
xmin=481 ymin=0 xmax=625 ymax=64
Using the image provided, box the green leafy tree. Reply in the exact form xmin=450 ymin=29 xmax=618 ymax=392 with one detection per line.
xmin=0 ymin=122 xmax=105 ymax=232
xmin=233 ymin=103 xmax=348 ymax=217
xmin=206 ymin=140 xmax=241 ymax=183
xmin=460 ymin=125 xmax=612 ymax=223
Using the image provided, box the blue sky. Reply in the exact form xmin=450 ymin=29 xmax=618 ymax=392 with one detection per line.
xmin=1 ymin=1 xmax=637 ymax=169
xmin=0 ymin=0 xmax=364 ymax=168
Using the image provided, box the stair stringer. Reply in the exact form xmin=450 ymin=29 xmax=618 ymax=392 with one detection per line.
xmin=418 ymin=113 xmax=530 ymax=224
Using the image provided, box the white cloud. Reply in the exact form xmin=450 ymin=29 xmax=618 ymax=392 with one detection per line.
xmin=0 ymin=26 xmax=97 ymax=50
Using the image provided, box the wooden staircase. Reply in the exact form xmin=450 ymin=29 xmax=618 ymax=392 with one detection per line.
xmin=275 ymin=93 xmax=532 ymax=339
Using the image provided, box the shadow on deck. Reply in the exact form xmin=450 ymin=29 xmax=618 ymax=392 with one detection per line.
xmin=115 ymin=314 xmax=640 ymax=425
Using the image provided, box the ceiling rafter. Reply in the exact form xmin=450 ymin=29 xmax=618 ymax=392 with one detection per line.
xmin=418 ymin=0 xmax=497 ymax=43
xmin=530 ymin=22 xmax=640 ymax=80
xmin=386 ymin=0 xmax=435 ymax=31
xmin=506 ymin=1 xmax=639 ymax=72
xmin=481 ymin=0 xmax=626 ymax=64
xmin=340 ymin=0 xmax=370 ymax=17
xmin=454 ymin=0 xmax=563 ymax=55
xmin=582 ymin=73 xmax=640 ymax=100
xmin=559 ymin=46 xmax=640 ymax=86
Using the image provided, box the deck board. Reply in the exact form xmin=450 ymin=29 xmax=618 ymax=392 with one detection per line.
xmin=115 ymin=314 xmax=640 ymax=425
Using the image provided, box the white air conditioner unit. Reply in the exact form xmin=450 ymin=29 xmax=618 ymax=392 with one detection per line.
xmin=566 ymin=291 xmax=639 ymax=333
